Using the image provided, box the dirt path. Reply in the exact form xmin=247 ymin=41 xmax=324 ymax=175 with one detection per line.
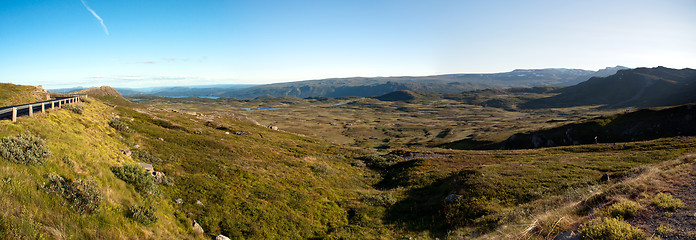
xmin=628 ymin=164 xmax=696 ymax=239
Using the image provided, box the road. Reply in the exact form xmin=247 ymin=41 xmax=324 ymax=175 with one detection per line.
xmin=0 ymin=97 xmax=76 ymax=121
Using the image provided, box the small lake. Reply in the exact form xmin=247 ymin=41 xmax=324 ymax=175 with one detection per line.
xmin=239 ymin=107 xmax=278 ymax=111
xmin=334 ymin=102 xmax=348 ymax=105
xmin=131 ymin=99 xmax=148 ymax=102
xmin=167 ymin=96 xmax=220 ymax=99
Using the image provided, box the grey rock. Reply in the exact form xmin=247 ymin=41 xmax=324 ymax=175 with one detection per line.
xmin=554 ymin=230 xmax=580 ymax=240
xmin=267 ymin=125 xmax=278 ymax=130
xmin=133 ymin=144 xmax=141 ymax=149
xmin=216 ymin=234 xmax=231 ymax=240
xmin=196 ymin=200 xmax=204 ymax=206
xmin=445 ymin=194 xmax=461 ymax=203
xmin=192 ymin=220 xmax=204 ymax=234
xmin=175 ymin=198 xmax=183 ymax=204
xmin=121 ymin=149 xmax=132 ymax=157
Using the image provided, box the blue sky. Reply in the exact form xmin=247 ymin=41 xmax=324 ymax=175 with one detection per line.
xmin=1 ymin=0 xmax=694 ymax=88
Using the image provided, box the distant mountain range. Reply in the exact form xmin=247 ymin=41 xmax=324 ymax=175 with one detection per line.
xmin=48 ymin=67 xmax=627 ymax=99
xmin=214 ymin=66 xmax=627 ymax=99
xmin=523 ymin=66 xmax=696 ymax=109
xmin=50 ymin=84 xmax=258 ymax=98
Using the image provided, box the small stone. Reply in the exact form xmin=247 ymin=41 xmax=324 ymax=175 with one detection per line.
xmin=196 ymin=200 xmax=204 ymax=206
xmin=175 ymin=198 xmax=183 ymax=204
xmin=225 ymin=132 xmax=230 ymax=135
xmin=157 ymin=137 xmax=164 ymax=141
xmin=133 ymin=144 xmax=141 ymax=149
xmin=554 ymin=230 xmax=580 ymax=240
xmin=267 ymin=125 xmax=278 ymax=130
xmin=192 ymin=220 xmax=205 ymax=234
xmin=121 ymin=149 xmax=132 ymax=157
xmin=216 ymin=234 xmax=231 ymax=240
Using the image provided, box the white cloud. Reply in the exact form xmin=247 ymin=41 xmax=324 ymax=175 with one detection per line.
xmin=80 ymin=0 xmax=109 ymax=35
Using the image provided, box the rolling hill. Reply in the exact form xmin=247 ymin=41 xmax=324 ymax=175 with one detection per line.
xmin=523 ymin=67 xmax=696 ymax=109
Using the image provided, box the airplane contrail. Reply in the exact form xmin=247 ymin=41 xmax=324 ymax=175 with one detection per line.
xmin=80 ymin=0 xmax=109 ymax=35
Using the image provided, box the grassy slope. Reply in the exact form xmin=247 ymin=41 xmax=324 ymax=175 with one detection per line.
xmin=0 ymin=99 xmax=189 ymax=239
xmin=383 ymin=137 xmax=696 ymax=238
xmin=111 ymin=105 xmax=386 ymax=239
xmin=0 ymin=96 xmax=386 ymax=239
xmin=0 ymin=83 xmax=48 ymax=106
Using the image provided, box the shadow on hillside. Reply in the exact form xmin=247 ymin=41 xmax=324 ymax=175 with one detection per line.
xmin=383 ymin=172 xmax=459 ymax=235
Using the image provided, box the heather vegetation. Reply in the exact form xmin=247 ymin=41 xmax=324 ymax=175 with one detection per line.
xmin=0 ymin=82 xmax=695 ymax=239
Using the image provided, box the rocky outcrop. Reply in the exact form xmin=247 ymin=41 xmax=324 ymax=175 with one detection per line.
xmin=501 ymin=104 xmax=696 ymax=149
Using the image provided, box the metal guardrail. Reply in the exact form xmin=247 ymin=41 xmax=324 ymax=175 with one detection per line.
xmin=0 ymin=95 xmax=87 ymax=122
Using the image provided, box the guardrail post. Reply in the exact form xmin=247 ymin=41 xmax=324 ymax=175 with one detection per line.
xmin=29 ymin=105 xmax=33 ymax=117
xmin=58 ymin=100 xmax=62 ymax=108
xmin=51 ymin=101 xmax=55 ymax=109
xmin=41 ymin=103 xmax=45 ymax=113
xmin=12 ymin=107 xmax=16 ymax=122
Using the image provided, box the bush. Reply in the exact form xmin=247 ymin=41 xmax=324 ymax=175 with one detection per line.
xmin=579 ymin=217 xmax=645 ymax=240
xmin=109 ymin=118 xmax=133 ymax=132
xmin=0 ymin=133 xmax=52 ymax=165
xmin=127 ymin=205 xmax=158 ymax=225
xmin=656 ymin=224 xmax=673 ymax=235
xmin=133 ymin=150 xmax=163 ymax=163
xmin=64 ymin=178 xmax=102 ymax=214
xmin=359 ymin=153 xmax=403 ymax=169
xmin=652 ymin=192 xmax=684 ymax=211
xmin=43 ymin=174 xmax=102 ymax=214
xmin=609 ymin=200 xmax=642 ymax=218
xmin=360 ymin=193 xmax=397 ymax=207
xmin=63 ymin=104 xmax=84 ymax=114
xmin=111 ymin=164 xmax=157 ymax=194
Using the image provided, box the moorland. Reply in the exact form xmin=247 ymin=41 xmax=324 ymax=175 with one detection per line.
xmin=0 ymin=66 xmax=695 ymax=239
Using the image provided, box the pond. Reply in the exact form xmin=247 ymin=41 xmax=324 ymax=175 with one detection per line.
xmin=239 ymin=107 xmax=278 ymax=111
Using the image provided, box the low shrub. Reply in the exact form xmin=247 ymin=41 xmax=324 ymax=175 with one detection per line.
xmin=63 ymin=104 xmax=84 ymax=114
xmin=43 ymin=174 xmax=102 ymax=214
xmin=579 ymin=217 xmax=644 ymax=240
xmin=609 ymin=200 xmax=642 ymax=218
xmin=656 ymin=224 xmax=674 ymax=235
xmin=133 ymin=150 xmax=164 ymax=163
xmin=109 ymin=118 xmax=133 ymax=132
xmin=359 ymin=153 xmax=403 ymax=169
xmin=111 ymin=164 xmax=157 ymax=194
xmin=652 ymin=192 xmax=684 ymax=211
xmin=65 ymin=178 xmax=102 ymax=214
xmin=360 ymin=193 xmax=397 ymax=207
xmin=127 ymin=205 xmax=158 ymax=225
xmin=0 ymin=133 xmax=52 ymax=165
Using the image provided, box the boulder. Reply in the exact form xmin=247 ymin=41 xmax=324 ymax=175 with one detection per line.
xmin=133 ymin=144 xmax=141 ymax=149
xmin=267 ymin=125 xmax=278 ymax=130
xmin=196 ymin=200 xmax=204 ymax=207
xmin=175 ymin=198 xmax=183 ymax=204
